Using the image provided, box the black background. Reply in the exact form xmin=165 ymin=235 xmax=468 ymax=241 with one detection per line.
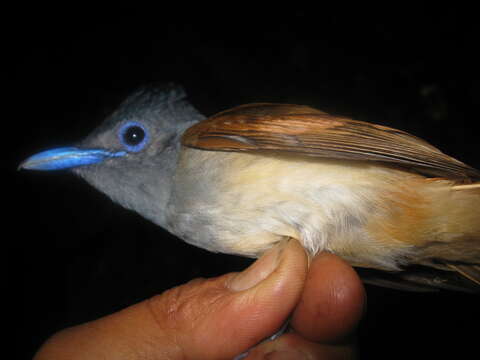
xmin=6 ymin=5 xmax=479 ymax=359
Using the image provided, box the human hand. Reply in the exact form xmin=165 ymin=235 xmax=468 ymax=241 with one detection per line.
xmin=33 ymin=239 xmax=366 ymax=359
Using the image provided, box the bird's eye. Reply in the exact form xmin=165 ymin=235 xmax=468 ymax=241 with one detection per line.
xmin=118 ymin=121 xmax=150 ymax=152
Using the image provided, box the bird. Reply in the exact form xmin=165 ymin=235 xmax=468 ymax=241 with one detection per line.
xmin=20 ymin=83 xmax=480 ymax=292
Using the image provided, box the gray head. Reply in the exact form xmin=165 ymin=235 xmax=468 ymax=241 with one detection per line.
xmin=20 ymin=83 xmax=205 ymax=226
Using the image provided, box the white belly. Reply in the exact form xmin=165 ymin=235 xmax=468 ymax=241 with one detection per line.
xmin=169 ymin=147 xmax=416 ymax=270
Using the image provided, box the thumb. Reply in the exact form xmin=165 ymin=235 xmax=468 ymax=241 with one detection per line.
xmin=33 ymin=239 xmax=308 ymax=360
xmin=154 ymin=238 xmax=309 ymax=359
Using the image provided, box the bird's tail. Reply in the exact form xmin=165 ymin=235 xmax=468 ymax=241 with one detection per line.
xmin=366 ymin=178 xmax=480 ymax=292
xmin=414 ymin=180 xmax=480 ymax=289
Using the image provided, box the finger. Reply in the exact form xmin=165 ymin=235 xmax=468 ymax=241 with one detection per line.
xmin=290 ymin=252 xmax=366 ymax=344
xmin=151 ymin=238 xmax=309 ymax=359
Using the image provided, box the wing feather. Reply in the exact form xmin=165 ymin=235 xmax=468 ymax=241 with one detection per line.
xmin=182 ymin=103 xmax=480 ymax=180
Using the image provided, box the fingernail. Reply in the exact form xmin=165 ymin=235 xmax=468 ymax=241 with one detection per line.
xmin=228 ymin=240 xmax=288 ymax=292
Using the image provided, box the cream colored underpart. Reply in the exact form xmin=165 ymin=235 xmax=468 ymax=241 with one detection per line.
xmin=178 ymin=148 xmax=428 ymax=270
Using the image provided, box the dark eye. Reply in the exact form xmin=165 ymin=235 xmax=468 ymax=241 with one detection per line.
xmin=118 ymin=121 xmax=150 ymax=152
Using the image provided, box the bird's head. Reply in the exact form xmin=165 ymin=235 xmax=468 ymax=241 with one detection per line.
xmin=20 ymin=83 xmax=205 ymax=225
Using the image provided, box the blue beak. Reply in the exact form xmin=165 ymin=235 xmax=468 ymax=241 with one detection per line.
xmin=19 ymin=147 xmax=126 ymax=171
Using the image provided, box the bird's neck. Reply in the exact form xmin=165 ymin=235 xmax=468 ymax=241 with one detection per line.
xmin=119 ymin=124 xmax=195 ymax=228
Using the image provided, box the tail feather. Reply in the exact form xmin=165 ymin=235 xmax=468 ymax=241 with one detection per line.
xmin=451 ymin=183 xmax=480 ymax=191
xmin=446 ymin=263 xmax=480 ymax=286
xmin=380 ymin=179 xmax=480 ymax=291
xmin=420 ymin=180 xmax=480 ymax=261
xmin=358 ymin=265 xmax=480 ymax=293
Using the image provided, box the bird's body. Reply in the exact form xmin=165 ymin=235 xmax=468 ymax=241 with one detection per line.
xmin=21 ymin=84 xmax=480 ymax=291
xmin=172 ymin=148 xmax=480 ymax=272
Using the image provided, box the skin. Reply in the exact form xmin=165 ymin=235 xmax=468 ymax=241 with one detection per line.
xmin=33 ymin=240 xmax=366 ymax=360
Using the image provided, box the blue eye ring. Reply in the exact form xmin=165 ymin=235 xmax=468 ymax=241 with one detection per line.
xmin=118 ymin=121 xmax=150 ymax=152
